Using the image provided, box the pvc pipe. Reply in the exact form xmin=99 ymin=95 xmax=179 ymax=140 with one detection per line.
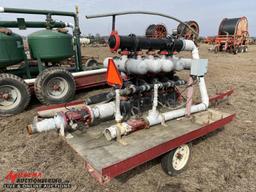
xmin=103 ymin=56 xmax=193 ymax=75
xmin=147 ymin=40 xmax=207 ymax=125
xmin=182 ymin=40 xmax=199 ymax=59
xmin=30 ymin=101 xmax=116 ymax=134
xmin=71 ymin=68 xmax=107 ymax=77
xmin=115 ymin=89 xmax=123 ymax=122
xmin=104 ymin=40 xmax=209 ymax=140
xmin=152 ymin=84 xmax=159 ymax=114
xmin=147 ymin=77 xmax=209 ymax=126
xmin=104 ymin=122 xmax=131 ymax=141
xmin=92 ymin=102 xmax=115 ymax=120
xmin=185 ymin=76 xmax=194 ymax=116
xmin=104 ymin=77 xmax=209 ymax=140
xmin=24 ymin=68 xmax=107 ymax=85
xmin=27 ymin=114 xmax=67 ymax=134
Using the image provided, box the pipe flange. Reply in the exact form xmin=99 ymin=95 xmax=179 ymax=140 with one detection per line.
xmin=83 ymin=106 xmax=94 ymax=125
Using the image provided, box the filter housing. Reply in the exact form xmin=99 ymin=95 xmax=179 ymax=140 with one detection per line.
xmin=28 ymin=29 xmax=73 ymax=62
xmin=0 ymin=30 xmax=25 ymax=68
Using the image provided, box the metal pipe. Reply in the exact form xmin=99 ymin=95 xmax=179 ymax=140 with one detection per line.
xmin=112 ymin=15 xmax=116 ymax=31
xmin=86 ymin=11 xmax=198 ymax=37
xmin=0 ymin=20 xmax=70 ymax=28
xmin=108 ymin=33 xmax=184 ymax=52
xmin=104 ymin=119 xmax=148 ymax=141
xmin=1 ymin=7 xmax=75 ymax=16
xmin=73 ymin=7 xmax=82 ymax=71
xmin=24 ymin=68 xmax=107 ymax=85
xmin=105 ymin=80 xmax=186 ymax=99
xmin=0 ymin=6 xmax=82 ymax=71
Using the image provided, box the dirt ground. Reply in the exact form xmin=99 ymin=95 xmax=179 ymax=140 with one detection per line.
xmin=0 ymin=44 xmax=255 ymax=192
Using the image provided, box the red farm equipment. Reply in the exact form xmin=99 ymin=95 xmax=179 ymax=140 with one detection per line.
xmin=208 ymin=17 xmax=249 ymax=54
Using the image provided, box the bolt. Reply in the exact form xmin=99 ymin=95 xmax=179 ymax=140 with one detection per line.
xmin=176 ymin=152 xmax=183 ymax=160
xmin=52 ymin=84 xmax=61 ymax=91
xmin=0 ymin=92 xmax=10 ymax=100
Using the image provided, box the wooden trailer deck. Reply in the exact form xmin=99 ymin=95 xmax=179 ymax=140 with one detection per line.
xmin=65 ymin=109 xmax=235 ymax=184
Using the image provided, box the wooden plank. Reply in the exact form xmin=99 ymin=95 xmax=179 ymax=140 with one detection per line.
xmin=65 ymin=109 xmax=230 ymax=172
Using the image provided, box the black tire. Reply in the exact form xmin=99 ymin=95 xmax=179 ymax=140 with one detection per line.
xmin=82 ymin=59 xmax=98 ymax=70
xmin=161 ymin=144 xmax=191 ymax=176
xmin=0 ymin=73 xmax=31 ymax=116
xmin=34 ymin=67 xmax=76 ymax=105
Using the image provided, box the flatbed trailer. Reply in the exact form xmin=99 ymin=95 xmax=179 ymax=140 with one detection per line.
xmin=63 ymin=91 xmax=235 ymax=184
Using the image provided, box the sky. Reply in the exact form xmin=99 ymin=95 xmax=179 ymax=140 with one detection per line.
xmin=0 ymin=0 xmax=255 ymax=37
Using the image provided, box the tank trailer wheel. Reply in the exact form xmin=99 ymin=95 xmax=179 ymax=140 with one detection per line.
xmin=83 ymin=58 xmax=98 ymax=70
xmin=34 ymin=67 xmax=76 ymax=105
xmin=161 ymin=144 xmax=191 ymax=176
xmin=0 ymin=73 xmax=31 ymax=116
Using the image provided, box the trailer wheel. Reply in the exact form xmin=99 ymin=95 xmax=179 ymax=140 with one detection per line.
xmin=214 ymin=46 xmax=219 ymax=54
xmin=34 ymin=67 xmax=76 ymax=105
xmin=0 ymin=73 xmax=31 ymax=116
xmin=238 ymin=46 xmax=244 ymax=53
xmin=233 ymin=47 xmax=239 ymax=55
xmin=161 ymin=144 xmax=191 ymax=176
xmin=83 ymin=59 xmax=98 ymax=71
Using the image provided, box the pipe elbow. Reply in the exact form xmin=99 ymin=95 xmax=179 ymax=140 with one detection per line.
xmin=183 ymin=40 xmax=199 ymax=59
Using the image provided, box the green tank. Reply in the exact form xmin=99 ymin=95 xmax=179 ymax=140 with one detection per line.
xmin=0 ymin=31 xmax=25 ymax=68
xmin=28 ymin=30 xmax=73 ymax=62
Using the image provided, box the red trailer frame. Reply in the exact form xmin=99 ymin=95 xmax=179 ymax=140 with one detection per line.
xmin=85 ymin=113 xmax=234 ymax=184
xmin=213 ymin=34 xmax=248 ymax=53
xmin=62 ymin=90 xmax=235 ymax=184
xmin=27 ymin=69 xmax=107 ymax=92
xmin=206 ymin=34 xmax=249 ymax=54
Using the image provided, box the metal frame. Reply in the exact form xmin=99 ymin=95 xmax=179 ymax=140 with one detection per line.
xmin=1 ymin=7 xmax=82 ymax=72
xmin=86 ymin=11 xmax=199 ymax=38
xmin=85 ymin=112 xmax=235 ymax=184
xmin=65 ymin=89 xmax=234 ymax=185
xmin=28 ymin=70 xmax=106 ymax=94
